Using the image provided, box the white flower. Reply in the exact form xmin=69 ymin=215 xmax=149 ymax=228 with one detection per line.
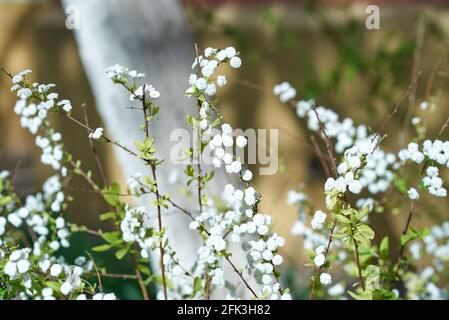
xmin=222 ymin=134 xmax=233 ymax=147
xmin=407 ymin=188 xmax=420 ymax=200
xmin=328 ymin=283 xmax=345 ymax=296
xmin=221 ymin=123 xmax=233 ymax=134
xmin=229 ymin=56 xmax=242 ymax=69
xmin=17 ymin=260 xmax=30 ymax=273
xmin=17 ymin=88 xmax=32 ymax=99
xmin=227 ymin=161 xmax=242 ymax=174
xmin=57 ymin=100 xmax=72 ymax=112
xmin=324 ymin=177 xmax=336 ymax=192
xmin=60 ymin=281 xmax=73 ymax=295
xmin=348 ymin=180 xmax=362 ymax=194
xmin=320 ymin=272 xmax=332 ymax=285
xmin=311 ymin=210 xmax=327 ymax=229
xmin=103 ymin=293 xmax=117 ymax=300
xmin=242 ymin=170 xmax=253 ymax=181
xmin=420 ymin=101 xmax=429 ymax=110
xmin=272 ymin=255 xmax=283 ymax=266
xmin=236 ymin=135 xmax=247 ymax=148
xmin=89 ymin=127 xmax=103 ymax=140
xmin=196 ymin=78 xmax=207 ymax=90
xmin=314 ymin=254 xmax=325 ymax=267
xmin=50 ymin=264 xmax=63 ymax=277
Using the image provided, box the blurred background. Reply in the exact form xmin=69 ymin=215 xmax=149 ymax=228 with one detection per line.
xmin=1 ymin=0 xmax=449 ymax=298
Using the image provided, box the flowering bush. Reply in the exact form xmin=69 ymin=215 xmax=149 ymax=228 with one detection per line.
xmin=1 ymin=44 xmax=449 ymax=300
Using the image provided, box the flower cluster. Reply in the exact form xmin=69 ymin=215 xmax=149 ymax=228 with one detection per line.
xmin=186 ymin=46 xmax=241 ymax=98
xmin=398 ymin=140 xmax=449 ymax=197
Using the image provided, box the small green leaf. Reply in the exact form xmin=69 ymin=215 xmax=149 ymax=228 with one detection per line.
xmin=0 ymin=196 xmax=12 ymax=206
xmin=100 ymin=211 xmax=116 ymax=221
xmin=92 ymin=244 xmax=112 ymax=252
xmin=334 ymin=213 xmax=352 ymax=224
xmin=357 ymin=225 xmax=375 ymax=240
xmin=193 ymin=277 xmax=202 ymax=293
xmin=400 ymin=227 xmax=429 ymax=246
xmin=102 ymin=183 xmax=121 ymax=206
xmin=379 ymin=236 xmax=389 ymax=261
xmin=115 ymin=248 xmax=128 ymax=260
xmin=101 ymin=231 xmax=121 ymax=245
xmin=356 ymin=205 xmax=370 ymax=221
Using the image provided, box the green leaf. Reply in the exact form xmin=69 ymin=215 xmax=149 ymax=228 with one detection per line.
xmin=394 ymin=178 xmax=408 ymax=194
xmin=100 ymin=211 xmax=116 ymax=221
xmin=356 ymin=205 xmax=370 ymax=221
xmin=193 ymin=277 xmax=202 ymax=293
xmin=356 ymin=225 xmax=375 ymax=240
xmin=400 ymin=227 xmax=429 ymax=246
xmin=379 ymin=236 xmax=389 ymax=261
xmin=334 ymin=213 xmax=352 ymax=224
xmin=92 ymin=244 xmax=112 ymax=252
xmin=184 ymin=164 xmax=195 ymax=178
xmin=101 ymin=231 xmax=121 ymax=245
xmin=353 ymin=232 xmax=370 ymax=246
xmin=115 ymin=248 xmax=128 ymax=260
xmin=0 ymin=196 xmax=12 ymax=206
xmin=348 ymin=290 xmax=373 ymax=300
xmin=102 ymin=183 xmax=121 ymax=206
xmin=333 ymin=227 xmax=348 ymax=240
xmin=364 ymin=265 xmax=380 ymax=290
xmin=138 ymin=265 xmax=151 ymax=276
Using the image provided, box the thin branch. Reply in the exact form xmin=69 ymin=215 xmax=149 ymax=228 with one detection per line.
xmin=397 ymin=201 xmax=416 ymax=265
xmin=85 ymin=251 xmax=103 ymax=292
xmin=425 ymin=58 xmax=442 ymax=99
xmin=224 ymin=255 xmax=258 ymax=299
xmin=82 ymin=103 xmax=108 ymax=187
xmin=353 ymin=238 xmax=366 ymax=291
xmin=310 ymin=135 xmax=332 ymax=178
xmin=405 ymin=18 xmax=425 ymax=125
xmin=436 ymin=116 xmax=449 ymax=140
xmin=312 ymin=107 xmax=338 ymax=177
xmin=375 ymin=71 xmax=422 ymax=141
xmin=140 ymin=89 xmax=168 ymax=301
xmin=130 ymin=252 xmax=149 ymax=300
xmin=86 ymin=272 xmax=138 ymax=280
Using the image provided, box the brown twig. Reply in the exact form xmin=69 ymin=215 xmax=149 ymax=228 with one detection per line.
xmin=311 ymin=107 xmax=338 ymax=177
xmin=130 ymin=252 xmax=150 ymax=300
xmin=403 ymin=18 xmax=425 ymax=133
xmin=436 ymin=116 xmax=449 ymax=140
xmin=82 ymin=103 xmax=108 ymax=187
xmin=310 ymin=135 xmax=332 ymax=178
xmin=224 ymin=255 xmax=258 ymax=299
xmin=139 ymin=88 xmax=168 ymax=300
xmin=375 ymin=71 xmax=422 ymax=141
xmin=85 ymin=251 xmax=103 ymax=291
xmin=353 ymin=238 xmax=366 ymax=291
xmin=397 ymin=201 xmax=415 ymax=266
xmin=425 ymin=58 xmax=442 ymax=100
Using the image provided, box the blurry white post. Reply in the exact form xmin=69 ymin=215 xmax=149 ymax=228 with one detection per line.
xmin=61 ymin=0 xmax=248 ymax=298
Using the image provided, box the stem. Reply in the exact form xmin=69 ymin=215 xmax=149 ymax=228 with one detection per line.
xmin=353 ymin=238 xmax=366 ymax=291
xmin=224 ymin=255 xmax=258 ymax=299
xmin=151 ymin=165 xmax=168 ymax=300
xmin=82 ymin=103 xmax=108 ymax=187
xmin=312 ymin=107 xmax=338 ymax=177
xmin=309 ymin=217 xmax=337 ymax=299
xmin=140 ymin=92 xmax=168 ymax=300
xmin=130 ymin=253 xmax=149 ymax=300
xmin=397 ymin=201 xmax=415 ymax=266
